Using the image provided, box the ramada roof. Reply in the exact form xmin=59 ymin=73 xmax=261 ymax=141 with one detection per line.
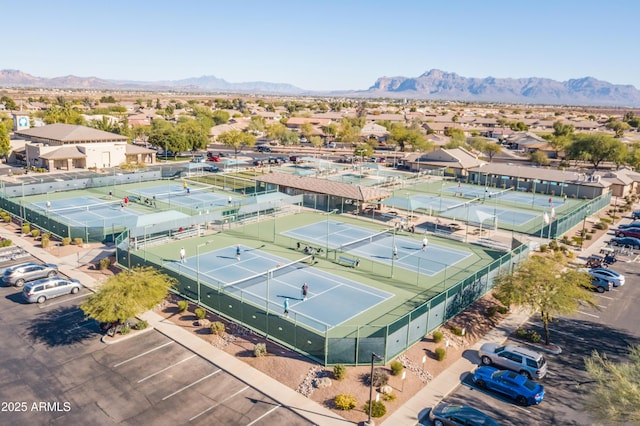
xmin=15 ymin=123 xmax=128 ymax=143
xmin=39 ymin=146 xmax=86 ymax=160
xmin=254 ymin=172 xmax=391 ymax=202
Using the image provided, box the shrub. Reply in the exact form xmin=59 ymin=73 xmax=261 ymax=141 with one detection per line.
xmin=539 ymin=244 xmax=548 ymax=252
xmin=600 ymin=217 xmax=612 ymax=224
xmin=382 ymin=392 xmax=396 ymax=401
xmin=363 ymin=400 xmax=386 ymax=418
xmin=334 ymin=393 xmax=357 ymax=411
xmin=134 ymin=320 xmax=149 ymax=330
xmin=549 ymin=240 xmax=559 ymax=250
xmin=99 ymin=257 xmax=111 ymax=270
xmin=435 ymin=347 xmax=446 ymax=361
xmin=119 ymin=324 xmax=131 ymax=335
xmin=61 ymin=237 xmax=71 ymax=246
xmin=22 ymin=223 xmax=30 ymax=234
xmin=177 ymin=300 xmax=189 ymax=312
xmin=390 ymin=360 xmax=404 ymax=376
xmin=333 ymin=364 xmax=346 ymax=381
xmin=515 ymin=327 xmax=528 ymax=339
xmin=0 ymin=239 xmax=11 ymax=247
xmin=496 ymin=305 xmax=508 ymax=314
xmin=368 ymin=368 xmax=389 ymax=387
xmin=450 ymin=325 xmax=465 ymax=336
xmin=210 ymin=321 xmax=225 ymax=335
xmin=432 ymin=330 xmax=444 ymax=343
xmin=527 ymin=330 xmax=542 ymax=343
xmin=585 ymin=234 xmax=593 ymax=240
xmin=487 ymin=306 xmax=499 ymax=317
xmin=31 ymin=229 xmax=41 ymax=238
xmin=73 ymin=237 xmax=83 ymax=246
xmin=194 ymin=308 xmax=206 ymax=320
xmin=254 ymin=343 xmax=267 ymax=357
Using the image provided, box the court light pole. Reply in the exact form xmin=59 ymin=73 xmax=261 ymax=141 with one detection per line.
xmin=196 ymin=240 xmax=214 ymax=304
xmin=366 ymin=352 xmax=383 ymax=426
xmin=325 ymin=208 xmax=338 ymax=258
xmin=580 ymin=205 xmax=591 ymax=250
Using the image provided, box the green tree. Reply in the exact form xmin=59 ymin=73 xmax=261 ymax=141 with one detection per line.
xmin=354 ymin=143 xmax=373 ymax=159
xmin=566 ymin=134 xmax=624 ymax=169
xmin=529 ymin=150 xmax=550 ymax=166
xmin=247 ymin=116 xmax=266 ymax=134
xmin=444 ymin=127 xmax=466 ymax=146
xmin=80 ymin=266 xmax=174 ymax=324
xmin=583 ymin=345 xmax=640 ymax=424
xmin=606 ymin=119 xmax=630 ymax=138
xmin=0 ymin=122 xmax=10 ymax=158
xmin=321 ymin=123 xmax=338 ymax=142
xmin=266 ymin=122 xmax=287 ymax=144
xmin=0 ymin=96 xmax=17 ymax=110
xmin=148 ymin=119 xmax=182 ymax=156
xmin=300 ymin=122 xmax=314 ymax=141
xmin=482 ymin=142 xmax=502 ymax=162
xmin=177 ymin=118 xmax=209 ymax=152
xmin=493 ymin=252 xmax=595 ymax=344
xmin=211 ymin=110 xmax=230 ymax=126
xmin=309 ymin=135 xmax=324 ymax=153
xmin=553 ymin=121 xmax=575 ymax=138
xmin=218 ymin=129 xmax=256 ymax=160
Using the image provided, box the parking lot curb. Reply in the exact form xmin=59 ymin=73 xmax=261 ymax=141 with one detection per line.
xmin=100 ymin=326 xmax=154 ymax=345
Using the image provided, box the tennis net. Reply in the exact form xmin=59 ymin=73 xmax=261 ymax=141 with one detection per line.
xmin=338 ymin=228 xmax=394 ymax=252
xmin=222 ymin=255 xmax=313 ymax=290
xmin=45 ymin=200 xmax=123 ymax=215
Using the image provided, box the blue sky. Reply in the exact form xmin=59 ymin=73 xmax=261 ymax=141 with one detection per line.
xmin=5 ymin=0 xmax=639 ymax=91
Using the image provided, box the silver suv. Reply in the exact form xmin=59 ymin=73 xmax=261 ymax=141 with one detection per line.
xmin=479 ymin=343 xmax=547 ymax=379
xmin=22 ymin=277 xmax=81 ymax=303
xmin=2 ymin=262 xmax=58 ymax=287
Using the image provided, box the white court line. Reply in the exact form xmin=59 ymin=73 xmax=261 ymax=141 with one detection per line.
xmin=245 ymin=404 xmax=282 ymax=426
xmin=162 ymin=370 xmax=220 ymax=400
xmin=113 ymin=341 xmax=173 ymax=368
xmin=577 ymin=311 xmax=600 ymax=318
xmin=137 ymin=354 xmax=197 ymax=383
xmin=188 ymin=385 xmax=249 ymax=421
xmin=40 ymin=292 xmax=89 ymax=308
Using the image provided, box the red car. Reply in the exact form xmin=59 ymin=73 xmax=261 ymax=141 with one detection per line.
xmin=615 ymin=228 xmax=640 ymax=239
xmin=207 ymin=154 xmax=220 ymax=162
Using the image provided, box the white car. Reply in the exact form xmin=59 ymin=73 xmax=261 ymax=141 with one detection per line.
xmin=581 ymin=267 xmax=625 ymax=287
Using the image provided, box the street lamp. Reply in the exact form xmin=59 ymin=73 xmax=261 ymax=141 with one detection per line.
xmin=196 ymin=240 xmax=214 ymax=303
xmin=366 ymin=352 xmax=383 ymax=426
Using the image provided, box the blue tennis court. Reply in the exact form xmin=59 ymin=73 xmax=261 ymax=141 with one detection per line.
xmin=282 ymin=221 xmax=472 ymax=276
xmin=444 ymin=185 xmax=566 ymax=208
xmin=440 ymin=203 xmax=538 ymax=227
xmin=33 ymin=196 xmax=141 ymax=226
xmin=130 ymin=185 xmax=238 ymax=210
xmin=165 ymin=245 xmax=392 ymax=332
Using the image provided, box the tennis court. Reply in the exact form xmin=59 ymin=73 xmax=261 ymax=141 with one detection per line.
xmin=282 ymin=221 xmax=472 ymax=276
xmin=165 ymin=245 xmax=392 ymax=332
xmin=439 ymin=201 xmax=539 ymax=227
xmin=128 ymin=184 xmax=237 ymax=210
xmin=444 ymin=185 xmax=567 ymax=208
xmin=33 ymin=196 xmax=141 ymax=226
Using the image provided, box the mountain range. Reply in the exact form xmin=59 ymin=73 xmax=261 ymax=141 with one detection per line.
xmin=1 ymin=69 xmax=639 ymax=107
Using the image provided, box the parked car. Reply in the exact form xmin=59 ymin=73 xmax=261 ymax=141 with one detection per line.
xmin=428 ymin=402 xmax=500 ymax=426
xmin=479 ymin=343 xmax=547 ymax=379
xmin=632 ymin=210 xmax=640 ymax=220
xmin=256 ymin=145 xmax=271 ymax=153
xmin=588 ymin=276 xmax=613 ymax=293
xmin=22 ymin=277 xmax=82 ymax=303
xmin=206 ymin=153 xmax=220 ymax=162
xmin=615 ymin=228 xmax=640 ymax=238
xmin=472 ymin=366 xmax=545 ymax=406
xmin=586 ymin=267 xmax=625 ymax=287
xmin=2 ymin=262 xmax=59 ymax=287
xmin=615 ymin=222 xmax=640 ymax=229
xmin=190 ymin=155 xmax=206 ymax=163
xmin=608 ymin=236 xmax=640 ymax=249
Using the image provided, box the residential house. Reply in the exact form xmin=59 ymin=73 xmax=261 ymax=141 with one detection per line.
xmin=404 ymin=147 xmax=484 ymax=178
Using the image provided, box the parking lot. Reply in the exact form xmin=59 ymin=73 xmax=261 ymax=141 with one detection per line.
xmin=0 ymin=257 xmax=312 ymax=425
xmin=420 ymin=248 xmax=640 ymax=425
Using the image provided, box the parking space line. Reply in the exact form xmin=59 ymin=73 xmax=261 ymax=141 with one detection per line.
xmin=137 ymin=354 xmax=197 ymax=383
xmin=576 ymin=310 xmax=600 ymax=318
xmin=465 ymin=384 xmax=533 ymax=414
xmin=246 ymin=404 xmax=281 ymax=426
xmin=162 ymin=370 xmax=221 ymax=400
xmin=548 ymin=327 xmax=585 ymax=340
xmin=67 ymin=320 xmax=95 ymax=332
xmin=598 ymin=295 xmax=614 ymax=300
xmin=188 ymin=385 xmax=249 ymax=421
xmin=113 ymin=341 xmax=173 ymax=368
xmin=52 ymin=309 xmax=83 ymax=320
xmin=39 ymin=293 xmax=89 ymax=308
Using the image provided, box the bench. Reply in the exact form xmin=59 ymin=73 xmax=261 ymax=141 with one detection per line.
xmin=338 ymin=256 xmax=359 ymax=268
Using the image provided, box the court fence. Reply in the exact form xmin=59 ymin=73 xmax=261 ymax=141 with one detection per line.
xmin=116 ymin=229 xmax=530 ymax=366
xmin=536 ymin=191 xmax=611 ymax=239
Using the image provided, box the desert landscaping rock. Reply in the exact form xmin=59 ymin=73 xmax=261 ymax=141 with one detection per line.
xmin=398 ymin=355 xmax=433 ymax=383
xmin=296 ymin=365 xmax=324 ymax=397
xmin=314 ymin=377 xmax=332 ymax=389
